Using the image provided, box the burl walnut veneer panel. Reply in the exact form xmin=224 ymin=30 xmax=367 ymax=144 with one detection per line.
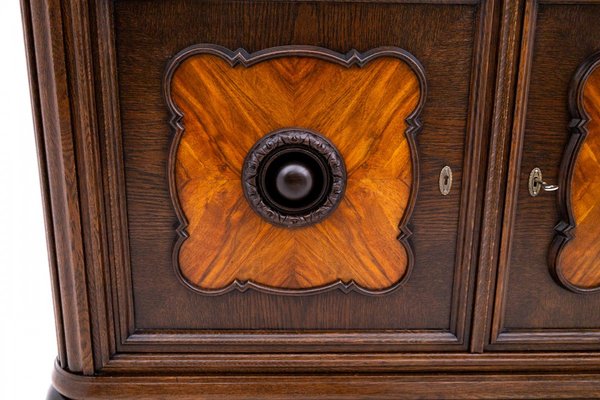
xmin=167 ymin=46 xmax=423 ymax=295
xmin=553 ymin=52 xmax=600 ymax=292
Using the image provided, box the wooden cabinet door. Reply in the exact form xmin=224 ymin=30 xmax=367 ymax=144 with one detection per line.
xmin=98 ymin=0 xmax=495 ymax=357
xmin=488 ymin=0 xmax=600 ymax=351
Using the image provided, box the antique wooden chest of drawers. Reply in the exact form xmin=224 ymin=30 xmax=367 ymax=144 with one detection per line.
xmin=22 ymin=0 xmax=600 ymax=398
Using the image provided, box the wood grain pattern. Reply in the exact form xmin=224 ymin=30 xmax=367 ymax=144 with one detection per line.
xmin=25 ymin=0 xmax=95 ymax=374
xmin=20 ymin=0 xmax=69 ymax=369
xmin=116 ymin=0 xmax=478 ymax=336
xmin=552 ymin=51 xmax=600 ymax=292
xmin=26 ymin=0 xmax=600 ymax=397
xmin=470 ymin=0 xmax=524 ymax=352
xmin=166 ymin=45 xmax=425 ymax=294
xmin=488 ymin=1 xmax=600 ymax=351
xmin=51 ymin=361 xmax=600 ymax=400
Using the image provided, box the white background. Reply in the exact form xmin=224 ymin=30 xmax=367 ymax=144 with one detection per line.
xmin=0 ymin=2 xmax=58 ymax=398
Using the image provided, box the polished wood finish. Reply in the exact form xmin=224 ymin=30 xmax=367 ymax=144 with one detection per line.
xmin=168 ymin=45 xmax=423 ymax=294
xmin=51 ymin=361 xmax=600 ymax=399
xmin=111 ymin=0 xmax=483 ymax=339
xmin=552 ymin=52 xmax=600 ymax=292
xmin=469 ymin=0 xmax=525 ymax=353
xmin=22 ymin=0 xmax=600 ymax=398
xmin=484 ymin=0 xmax=600 ymax=352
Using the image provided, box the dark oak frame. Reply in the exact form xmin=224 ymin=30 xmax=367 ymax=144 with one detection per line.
xmin=20 ymin=0 xmax=600 ymax=398
xmin=164 ymin=44 xmax=426 ymax=296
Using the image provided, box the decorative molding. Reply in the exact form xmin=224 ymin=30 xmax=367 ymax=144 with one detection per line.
xmin=488 ymin=0 xmax=539 ymax=348
xmin=26 ymin=0 xmax=95 ymax=375
xmin=242 ymin=128 xmax=346 ymax=228
xmin=163 ymin=44 xmax=426 ymax=296
xmin=550 ymin=51 xmax=600 ymax=293
xmin=92 ymin=0 xmax=134 ymax=352
xmin=102 ymin=351 xmax=600 ymax=374
xmin=469 ymin=0 xmax=526 ymax=352
xmin=21 ymin=0 xmax=69 ymax=368
xmin=122 ymin=330 xmax=460 ymax=350
xmin=52 ymin=360 xmax=600 ymax=400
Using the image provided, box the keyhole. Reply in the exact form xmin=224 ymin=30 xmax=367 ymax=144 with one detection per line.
xmin=439 ymin=166 xmax=452 ymax=196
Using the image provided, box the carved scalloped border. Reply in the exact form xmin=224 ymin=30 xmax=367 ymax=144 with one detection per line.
xmin=550 ymin=51 xmax=600 ymax=294
xmin=163 ymin=44 xmax=427 ymax=296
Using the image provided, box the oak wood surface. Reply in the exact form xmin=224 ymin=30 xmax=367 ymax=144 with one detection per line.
xmin=170 ymin=49 xmax=421 ymax=293
xmin=469 ymin=0 xmax=523 ymax=352
xmin=20 ymin=0 xmax=70 ymax=368
xmin=101 ymin=351 xmax=600 ymax=374
xmin=487 ymin=1 xmax=600 ymax=351
xmin=23 ymin=0 xmax=600 ymax=397
xmin=25 ymin=0 xmax=96 ymax=374
xmin=114 ymin=0 xmax=478 ymax=334
xmin=51 ymin=361 xmax=600 ymax=400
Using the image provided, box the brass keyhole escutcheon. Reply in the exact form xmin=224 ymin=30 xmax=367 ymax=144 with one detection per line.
xmin=439 ymin=166 xmax=453 ymax=196
xmin=528 ymin=167 xmax=559 ymax=197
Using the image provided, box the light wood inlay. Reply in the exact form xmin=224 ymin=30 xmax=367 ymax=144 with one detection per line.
xmin=556 ymin=54 xmax=600 ymax=291
xmin=167 ymin=46 xmax=424 ymax=294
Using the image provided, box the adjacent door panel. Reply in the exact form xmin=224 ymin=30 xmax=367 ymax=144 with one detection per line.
xmin=490 ymin=1 xmax=600 ymax=350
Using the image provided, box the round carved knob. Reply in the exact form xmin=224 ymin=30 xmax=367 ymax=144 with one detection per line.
xmin=242 ymin=129 xmax=346 ymax=227
xmin=276 ymin=162 xmax=314 ymax=201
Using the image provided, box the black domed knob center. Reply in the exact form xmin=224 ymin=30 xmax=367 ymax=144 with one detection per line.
xmin=275 ymin=162 xmax=313 ymax=201
xmin=259 ymin=147 xmax=329 ymax=214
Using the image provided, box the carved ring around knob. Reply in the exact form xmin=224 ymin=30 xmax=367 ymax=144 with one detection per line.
xmin=242 ymin=128 xmax=346 ymax=228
